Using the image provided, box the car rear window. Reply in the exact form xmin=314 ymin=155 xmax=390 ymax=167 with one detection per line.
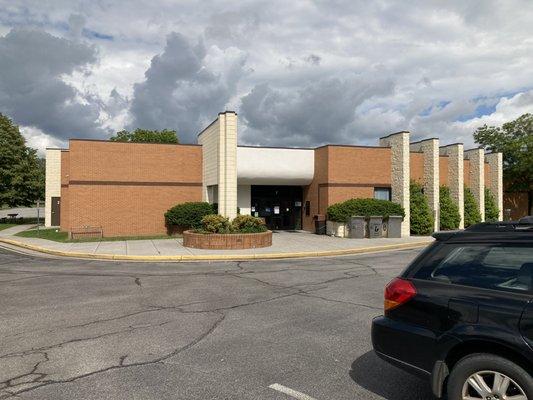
xmin=413 ymin=244 xmax=533 ymax=293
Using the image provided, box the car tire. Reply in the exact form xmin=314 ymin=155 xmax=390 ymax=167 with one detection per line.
xmin=447 ymin=353 xmax=533 ymax=400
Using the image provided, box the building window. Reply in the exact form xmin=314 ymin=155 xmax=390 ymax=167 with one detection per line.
xmin=374 ymin=187 xmax=391 ymax=201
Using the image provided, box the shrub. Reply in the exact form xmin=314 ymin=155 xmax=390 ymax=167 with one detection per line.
xmin=200 ymin=214 xmax=231 ymax=233
xmin=231 ymin=215 xmax=267 ymax=233
xmin=410 ymin=182 xmax=434 ymax=235
xmin=484 ymin=188 xmax=499 ymax=222
xmin=164 ymin=202 xmax=214 ymax=229
xmin=439 ymin=186 xmax=461 ymax=230
xmin=464 ymin=187 xmax=482 ymax=227
xmin=327 ymin=198 xmax=405 ymax=222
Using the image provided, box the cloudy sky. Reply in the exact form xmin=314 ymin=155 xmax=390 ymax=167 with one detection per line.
xmin=1 ymin=0 xmax=532 ymax=154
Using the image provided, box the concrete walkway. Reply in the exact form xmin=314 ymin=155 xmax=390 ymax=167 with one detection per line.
xmin=0 ymin=227 xmax=433 ymax=261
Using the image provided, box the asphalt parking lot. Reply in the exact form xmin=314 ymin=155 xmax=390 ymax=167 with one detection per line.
xmin=0 ymin=246 xmax=434 ymax=400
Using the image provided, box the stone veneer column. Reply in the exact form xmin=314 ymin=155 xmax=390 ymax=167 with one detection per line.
xmin=485 ymin=152 xmax=503 ymax=220
xmin=464 ymin=148 xmax=485 ymax=222
xmin=198 ymin=111 xmax=238 ymax=220
xmin=410 ymin=139 xmax=440 ymax=231
xmin=44 ymin=148 xmax=62 ymax=227
xmin=380 ymin=131 xmax=410 ymax=237
xmin=439 ymin=144 xmax=464 ymax=228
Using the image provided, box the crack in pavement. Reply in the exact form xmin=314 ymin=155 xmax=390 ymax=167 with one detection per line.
xmin=0 ymin=311 xmax=226 ymax=399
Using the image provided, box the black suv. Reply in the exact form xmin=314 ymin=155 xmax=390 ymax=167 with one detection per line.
xmin=372 ymin=221 xmax=533 ymax=399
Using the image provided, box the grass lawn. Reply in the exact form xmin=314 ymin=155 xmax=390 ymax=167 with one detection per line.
xmin=15 ymin=228 xmax=177 ymax=243
xmin=0 ymin=223 xmax=17 ymax=232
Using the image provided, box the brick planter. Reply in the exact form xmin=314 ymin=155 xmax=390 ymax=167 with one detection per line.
xmin=183 ymin=230 xmax=272 ymax=250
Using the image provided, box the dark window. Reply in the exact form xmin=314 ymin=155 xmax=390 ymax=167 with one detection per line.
xmin=413 ymin=244 xmax=533 ymax=293
xmin=374 ymin=187 xmax=391 ymax=201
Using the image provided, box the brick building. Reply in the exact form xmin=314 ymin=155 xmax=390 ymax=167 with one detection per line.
xmin=45 ymin=111 xmax=504 ymax=237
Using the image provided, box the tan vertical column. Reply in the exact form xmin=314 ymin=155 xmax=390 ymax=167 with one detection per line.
xmin=218 ymin=112 xmax=238 ymax=220
xmin=486 ymin=152 xmax=503 ymax=220
xmin=44 ymin=148 xmax=62 ymax=227
xmin=410 ymin=139 xmax=440 ymax=231
xmin=440 ymin=144 xmax=464 ymax=228
xmin=464 ymin=148 xmax=485 ymax=222
xmin=198 ymin=111 xmax=238 ymax=220
xmin=380 ymin=131 xmax=410 ymax=237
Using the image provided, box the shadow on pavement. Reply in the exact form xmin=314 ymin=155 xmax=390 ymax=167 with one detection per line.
xmin=349 ymin=351 xmax=434 ymax=399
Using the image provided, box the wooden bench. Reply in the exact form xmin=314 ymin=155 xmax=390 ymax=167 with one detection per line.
xmin=69 ymin=226 xmax=103 ymax=240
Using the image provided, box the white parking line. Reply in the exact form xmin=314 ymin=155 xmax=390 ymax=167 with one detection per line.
xmin=268 ymin=383 xmax=318 ymax=400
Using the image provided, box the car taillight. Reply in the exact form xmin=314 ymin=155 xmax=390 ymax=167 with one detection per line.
xmin=384 ymin=278 xmax=417 ymax=312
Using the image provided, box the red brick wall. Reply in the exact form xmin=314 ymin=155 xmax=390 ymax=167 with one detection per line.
xmin=504 ymin=192 xmax=530 ymax=220
xmin=484 ymin=163 xmax=491 ymax=188
xmin=463 ymin=159 xmax=471 ymax=187
xmin=302 ymin=146 xmax=391 ymax=231
xmin=439 ymin=156 xmax=449 ymax=186
xmin=61 ymin=140 xmax=202 ymax=237
xmin=410 ymin=152 xmax=424 ymax=183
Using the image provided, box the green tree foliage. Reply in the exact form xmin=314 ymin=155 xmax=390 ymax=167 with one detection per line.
xmin=474 ymin=113 xmax=533 ymax=214
xmin=410 ymin=182 xmax=434 ymax=235
xmin=0 ymin=114 xmax=44 ymax=207
xmin=439 ymin=186 xmax=461 ymax=230
xmin=110 ymin=129 xmax=179 ymax=144
xmin=464 ymin=187 xmax=482 ymax=227
xmin=327 ymin=198 xmax=405 ymax=222
xmin=484 ymin=188 xmax=500 ymax=222
xmin=164 ymin=202 xmax=214 ymax=229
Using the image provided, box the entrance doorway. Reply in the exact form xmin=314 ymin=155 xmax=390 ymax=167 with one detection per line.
xmin=251 ymin=186 xmax=302 ymax=230
xmin=51 ymin=197 xmax=61 ymax=226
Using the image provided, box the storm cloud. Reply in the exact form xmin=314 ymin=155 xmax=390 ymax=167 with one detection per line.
xmin=0 ymin=29 xmax=106 ymax=142
xmin=128 ymin=32 xmax=247 ymax=142
xmin=0 ymin=0 xmax=533 ymax=152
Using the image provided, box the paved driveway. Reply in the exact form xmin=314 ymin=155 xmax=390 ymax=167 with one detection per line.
xmin=0 ymin=247 xmax=433 ymax=400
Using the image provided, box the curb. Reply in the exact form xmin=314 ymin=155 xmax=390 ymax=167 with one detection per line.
xmin=0 ymin=237 xmax=433 ymax=262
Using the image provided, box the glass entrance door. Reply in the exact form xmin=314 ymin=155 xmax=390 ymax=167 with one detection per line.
xmin=251 ymin=186 xmax=303 ymax=230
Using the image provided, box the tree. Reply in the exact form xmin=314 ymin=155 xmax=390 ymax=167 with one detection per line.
xmin=484 ymin=188 xmax=499 ymax=222
xmin=439 ymin=185 xmax=461 ymax=230
xmin=0 ymin=113 xmax=44 ymax=207
xmin=110 ymin=129 xmax=178 ymax=144
xmin=464 ymin=187 xmax=481 ymax=227
xmin=474 ymin=113 xmax=533 ymax=214
xmin=410 ymin=181 xmax=434 ymax=235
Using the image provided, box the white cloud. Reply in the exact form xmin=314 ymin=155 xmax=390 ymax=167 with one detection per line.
xmin=0 ymin=0 xmax=532 ymax=153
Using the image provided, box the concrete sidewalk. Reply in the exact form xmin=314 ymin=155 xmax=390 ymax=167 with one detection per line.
xmin=0 ymin=227 xmax=433 ymax=261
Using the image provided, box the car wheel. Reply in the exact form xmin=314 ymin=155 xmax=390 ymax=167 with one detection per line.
xmin=447 ymin=353 xmax=533 ymax=400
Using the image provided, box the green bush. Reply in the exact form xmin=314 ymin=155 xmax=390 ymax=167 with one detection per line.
xmin=231 ymin=215 xmax=267 ymax=233
xmin=327 ymin=198 xmax=405 ymax=222
xmin=439 ymin=186 xmax=461 ymax=230
xmin=484 ymin=188 xmax=499 ymax=222
xmin=410 ymin=182 xmax=434 ymax=235
xmin=464 ymin=187 xmax=482 ymax=227
xmin=200 ymin=214 xmax=231 ymax=233
xmin=164 ymin=202 xmax=214 ymax=229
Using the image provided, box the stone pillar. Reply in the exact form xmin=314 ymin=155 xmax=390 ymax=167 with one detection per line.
xmin=45 ymin=148 xmax=62 ymax=227
xmin=486 ymin=152 xmax=503 ymax=220
xmin=410 ymin=138 xmax=440 ymax=231
xmin=380 ymin=131 xmax=410 ymax=237
xmin=198 ymin=111 xmax=238 ymax=220
xmin=464 ymin=148 xmax=485 ymax=222
xmin=439 ymin=144 xmax=464 ymax=228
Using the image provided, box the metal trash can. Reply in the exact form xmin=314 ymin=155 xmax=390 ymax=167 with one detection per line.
xmin=387 ymin=215 xmax=403 ymax=238
xmin=368 ymin=216 xmax=383 ymax=238
xmin=314 ymin=214 xmax=326 ymax=235
xmin=349 ymin=216 xmax=366 ymax=238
